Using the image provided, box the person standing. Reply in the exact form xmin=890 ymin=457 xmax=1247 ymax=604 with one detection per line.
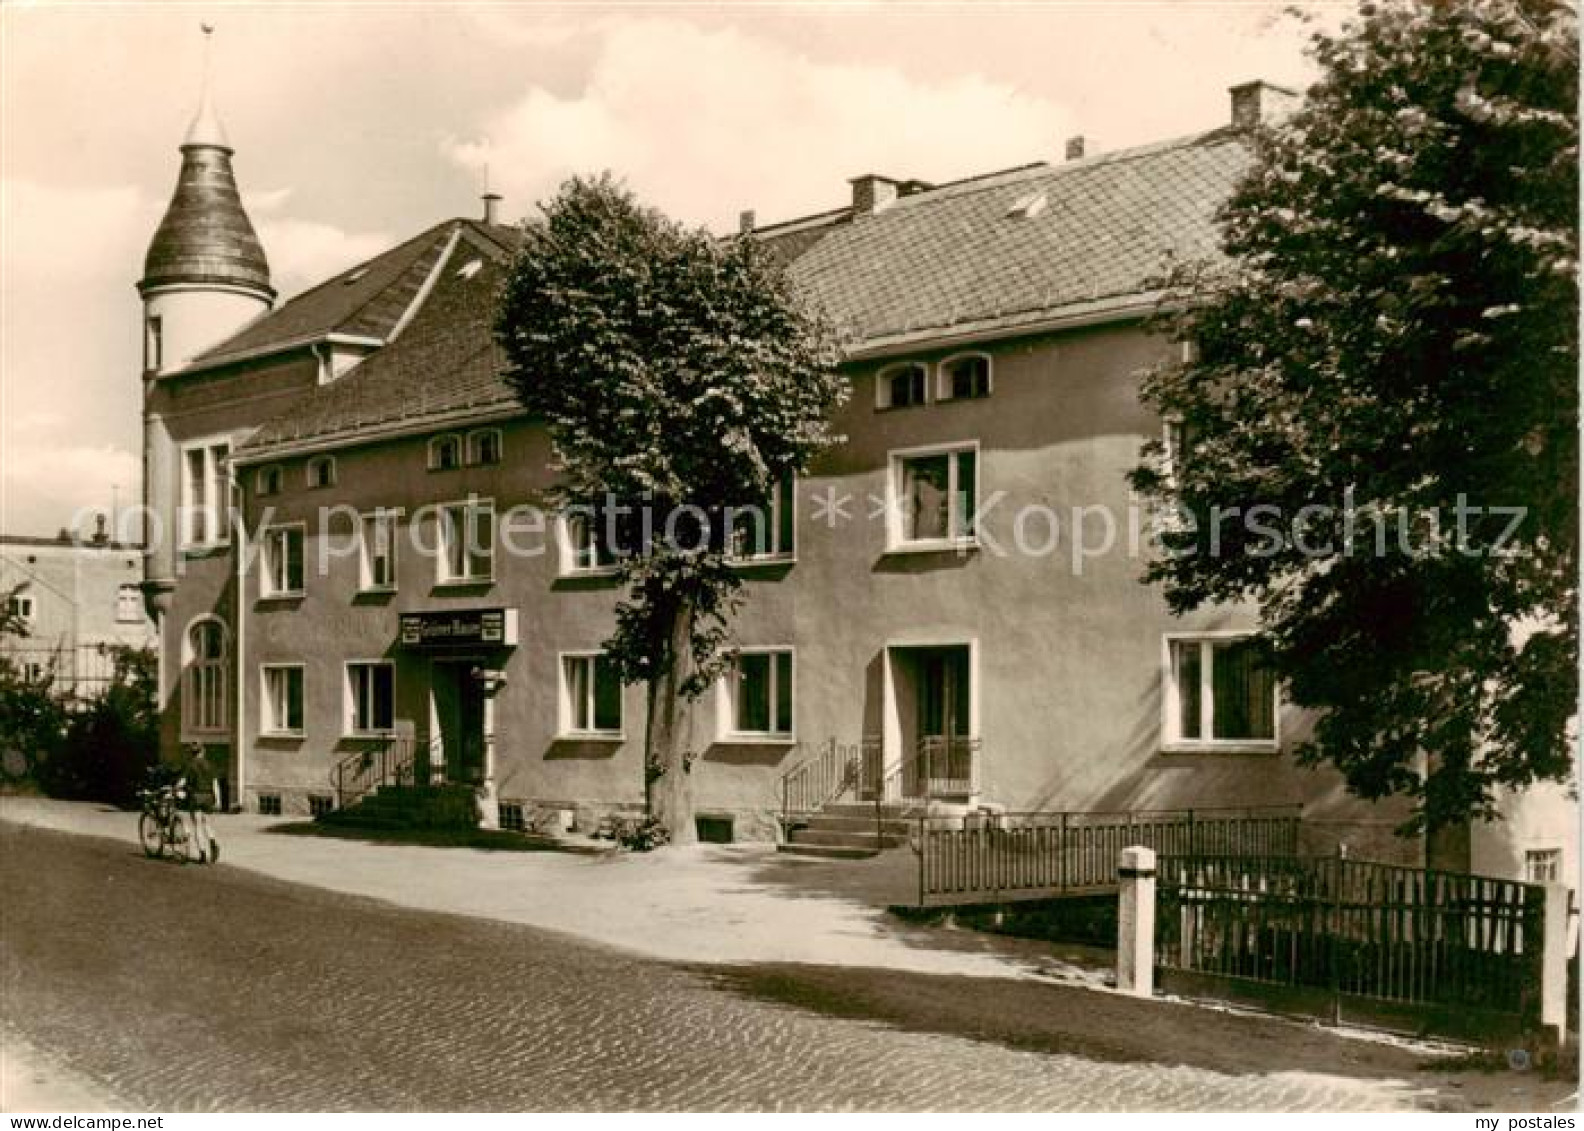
xmin=181 ymin=743 xmax=220 ymax=865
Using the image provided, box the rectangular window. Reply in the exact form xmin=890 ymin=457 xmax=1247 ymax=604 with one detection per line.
xmin=438 ymin=500 xmax=494 ymax=583
xmin=890 ymin=445 xmax=978 ymax=549
xmin=1525 ymin=848 xmax=1563 ymax=884
xmin=346 ymin=662 xmax=394 ymax=734
xmin=145 ymin=315 xmax=162 ymax=371
xmin=307 ymin=456 xmax=336 ymax=489
xmin=8 ymin=594 xmax=36 ymax=624
xmin=561 ymin=653 xmax=623 ymax=736
xmin=562 ymin=505 xmax=620 ymax=574
xmin=257 ymin=793 xmax=282 ymax=816
xmin=181 ymin=441 xmax=231 ymax=547
xmin=261 ymin=526 xmax=305 ymax=597
xmin=255 ymin=465 xmax=283 ymax=497
xmin=729 ymin=474 xmax=795 ymax=561
xmin=116 ymin=585 xmax=143 ymax=623
xmin=1165 ymin=635 xmax=1277 ymax=750
xmin=728 ymin=649 xmax=793 ymax=739
xmin=261 ymin=665 xmax=304 ymax=735
xmin=359 ymin=511 xmax=398 ymax=592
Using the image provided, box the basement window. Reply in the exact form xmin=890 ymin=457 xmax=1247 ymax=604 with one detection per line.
xmin=308 ymin=795 xmax=335 ymax=818
xmin=498 ymin=802 xmax=526 ymax=832
xmin=257 ymin=793 xmax=282 ymax=816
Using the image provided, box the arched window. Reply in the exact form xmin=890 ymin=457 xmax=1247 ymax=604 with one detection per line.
xmin=306 ymin=455 xmax=337 ymax=489
xmin=428 ymin=434 xmax=462 ymax=472
xmin=876 ymin=362 xmax=928 ymax=410
xmin=937 ymin=353 xmax=992 ymax=401
xmin=184 ymin=618 xmax=228 ymax=733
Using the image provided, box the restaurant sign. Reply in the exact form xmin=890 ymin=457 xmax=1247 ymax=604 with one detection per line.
xmin=398 ymin=608 xmax=519 ymax=650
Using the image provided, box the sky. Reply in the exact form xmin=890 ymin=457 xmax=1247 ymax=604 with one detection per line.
xmin=0 ymin=0 xmax=1342 ymax=539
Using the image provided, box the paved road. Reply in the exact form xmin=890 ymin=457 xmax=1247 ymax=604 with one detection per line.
xmin=0 ymin=823 xmax=1524 ymax=1112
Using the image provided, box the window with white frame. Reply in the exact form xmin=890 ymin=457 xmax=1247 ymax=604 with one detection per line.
xmin=359 ymin=511 xmax=398 ymax=591
xmin=889 ymin=444 xmax=979 ymax=548
xmin=184 ymin=619 xmax=227 ymax=733
xmin=181 ymin=440 xmax=231 ymax=547
xmin=255 ymin=465 xmax=283 ymax=497
xmin=876 ymin=362 xmax=928 ymax=410
xmin=261 ymin=526 xmax=305 ymax=597
xmin=346 ymin=662 xmax=394 ymax=734
xmin=22 ymin=661 xmax=45 ymax=683
xmin=261 ymin=665 xmax=304 ymax=735
xmin=1164 ymin=635 xmax=1277 ymax=749
xmin=729 ymin=474 xmax=795 ymax=561
xmin=145 ymin=314 xmax=163 ymax=371
xmin=116 ymin=584 xmax=142 ymax=624
xmin=306 ymin=455 xmax=337 ymax=489
xmin=428 ymin=434 xmax=462 ymax=471
xmin=560 ymin=653 xmax=623 ymax=736
xmin=725 ymin=649 xmax=794 ymax=739
xmin=561 ymin=504 xmax=621 ymax=574
xmin=938 ymin=354 xmax=992 ymax=401
xmin=437 ymin=500 xmax=494 ymax=583
xmin=466 ymin=429 xmax=503 ymax=466
xmin=1525 ymin=848 xmax=1563 ymax=884
xmin=7 ymin=592 xmax=35 ymax=625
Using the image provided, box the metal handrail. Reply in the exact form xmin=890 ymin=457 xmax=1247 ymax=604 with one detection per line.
xmin=779 ymin=737 xmax=867 ymax=822
xmin=332 ymin=734 xmax=417 ymax=809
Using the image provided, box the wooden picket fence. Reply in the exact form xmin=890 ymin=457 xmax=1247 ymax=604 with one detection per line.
xmin=914 ymin=806 xmax=1300 ymax=907
xmin=1155 ymin=853 xmax=1547 ymax=1039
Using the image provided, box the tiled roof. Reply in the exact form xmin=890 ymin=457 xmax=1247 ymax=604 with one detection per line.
xmin=186 ymin=220 xmax=521 ymax=370
xmin=141 ymin=143 xmax=273 ymax=300
xmin=763 ymin=127 xmax=1251 ymax=352
xmin=235 ymin=127 xmax=1249 ymax=454
xmin=237 ymin=222 xmax=519 ymax=454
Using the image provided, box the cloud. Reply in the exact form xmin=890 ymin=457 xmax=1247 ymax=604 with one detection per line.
xmin=444 ymin=17 xmax=1072 ymax=232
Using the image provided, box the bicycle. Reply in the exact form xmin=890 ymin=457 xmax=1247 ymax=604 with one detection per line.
xmin=138 ymin=781 xmax=191 ymax=861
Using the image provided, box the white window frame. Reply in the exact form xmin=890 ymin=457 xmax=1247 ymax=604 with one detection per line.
xmin=428 ymin=434 xmax=462 ymax=472
xmin=179 ymin=437 xmax=232 ymax=549
xmin=115 ymin=585 xmax=142 ymax=624
xmin=344 ymin=661 xmax=395 ymax=736
xmin=436 ymin=498 xmax=495 ymax=585
xmin=886 ymin=441 xmax=981 ymax=552
xmin=306 ymin=455 xmax=337 ymax=490
xmin=145 ymin=314 xmax=163 ymax=372
xmin=558 ymin=651 xmax=625 ymax=739
xmin=1161 ymin=631 xmax=1279 ymax=754
xmin=358 ymin=510 xmax=399 ymax=593
xmin=260 ymin=664 xmax=305 ymax=736
xmin=936 ymin=352 xmax=993 ymax=402
xmin=182 ymin=616 xmax=228 ymax=737
xmin=719 ymin=647 xmax=795 ymax=743
xmin=260 ymin=523 xmax=306 ymax=598
xmin=1524 ymin=847 xmax=1564 ymax=884
xmin=8 ymin=592 xmax=36 ymax=625
xmin=875 ymin=361 xmax=929 ymax=410
xmin=255 ymin=465 xmax=284 ymax=497
xmin=558 ymin=506 xmax=621 ymax=577
xmin=728 ymin=474 xmax=796 ymax=563
xmin=466 ymin=428 xmax=503 ymax=467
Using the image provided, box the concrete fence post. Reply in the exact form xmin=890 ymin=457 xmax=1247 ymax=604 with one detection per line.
xmin=1541 ymin=882 xmax=1570 ymax=1037
xmin=1117 ymin=844 xmax=1157 ymax=997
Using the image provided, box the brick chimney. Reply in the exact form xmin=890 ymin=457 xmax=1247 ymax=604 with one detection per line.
xmin=738 ymin=209 xmax=756 ymax=235
xmin=1065 ymin=136 xmax=1085 ymax=161
xmin=1229 ymin=80 xmax=1300 ymax=129
xmin=482 ymin=192 xmax=502 ymax=225
xmin=849 ymin=173 xmax=902 ymax=216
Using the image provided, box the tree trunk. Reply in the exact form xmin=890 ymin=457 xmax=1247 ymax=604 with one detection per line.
xmin=643 ymin=595 xmax=698 ymax=846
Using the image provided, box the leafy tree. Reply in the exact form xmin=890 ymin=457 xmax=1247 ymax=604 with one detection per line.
xmin=47 ymin=646 xmax=160 ymax=804
xmin=1131 ymin=0 xmax=1577 ymax=833
xmin=0 ymin=655 xmax=66 ymax=786
xmin=497 ymin=175 xmax=845 ymax=844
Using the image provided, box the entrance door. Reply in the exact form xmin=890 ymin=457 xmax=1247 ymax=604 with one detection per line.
xmin=892 ymin=644 xmax=973 ymax=798
xmin=432 ymin=661 xmax=486 ymax=784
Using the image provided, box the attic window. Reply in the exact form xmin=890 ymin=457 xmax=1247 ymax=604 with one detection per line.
xmin=456 ymin=258 xmax=484 ymax=280
xmin=1006 ymin=191 xmax=1048 ymax=219
xmin=875 ymin=362 xmax=928 ymax=411
xmin=343 ymin=267 xmax=370 ymax=285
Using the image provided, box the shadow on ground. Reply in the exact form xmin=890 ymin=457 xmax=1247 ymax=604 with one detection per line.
xmin=263 ymin=820 xmax=610 ymax=854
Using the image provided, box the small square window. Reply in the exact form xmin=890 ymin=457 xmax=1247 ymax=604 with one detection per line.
xmin=308 ymin=795 xmax=335 ymax=818
xmin=498 ymin=802 xmax=526 ymax=831
xmin=257 ymin=793 xmax=282 ymax=816
xmin=1525 ymin=848 xmax=1563 ymax=884
xmin=116 ymin=585 xmax=143 ymax=624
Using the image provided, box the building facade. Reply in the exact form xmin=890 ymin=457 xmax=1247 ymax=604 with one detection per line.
xmin=136 ymin=77 xmax=1574 ymax=878
xmin=1 ymin=529 xmax=155 ymax=698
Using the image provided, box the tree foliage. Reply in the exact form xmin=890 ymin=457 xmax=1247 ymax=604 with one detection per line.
xmin=1131 ymin=0 xmax=1578 ymax=830
xmin=497 ymin=174 xmax=846 ymax=842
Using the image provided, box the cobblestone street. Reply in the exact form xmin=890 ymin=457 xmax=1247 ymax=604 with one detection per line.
xmin=0 ymin=822 xmax=1562 ymax=1111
